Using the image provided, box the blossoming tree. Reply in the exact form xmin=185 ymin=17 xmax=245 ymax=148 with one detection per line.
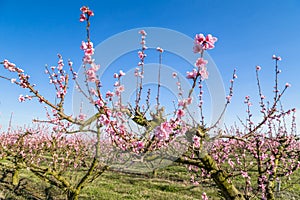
xmin=1 ymin=5 xmax=300 ymax=200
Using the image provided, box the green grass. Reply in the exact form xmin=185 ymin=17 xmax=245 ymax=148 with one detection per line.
xmin=1 ymin=164 xmax=300 ymax=199
xmin=0 ymin=164 xmax=217 ymax=200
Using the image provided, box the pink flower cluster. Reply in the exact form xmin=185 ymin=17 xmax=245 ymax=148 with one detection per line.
xmin=2 ymin=59 xmax=33 ymax=91
xmin=86 ymin=64 xmax=100 ymax=82
xmin=193 ymin=34 xmax=218 ymax=53
xmin=0 ymin=127 xmax=97 ymax=172
xmin=3 ymin=60 xmax=23 ymax=73
xmin=137 ymin=30 xmax=147 ymax=67
xmin=195 ymin=57 xmax=209 ymax=80
xmin=186 ymin=34 xmax=216 ymax=81
xmin=81 ymin=41 xmax=95 ymax=64
xmin=193 ymin=136 xmax=200 ymax=148
xmin=81 ymin=42 xmax=99 ymax=82
xmin=113 ymin=70 xmax=126 ymax=78
xmin=139 ymin=30 xmax=147 ymax=50
xmin=138 ymin=51 xmax=146 ymax=60
xmin=178 ymin=97 xmax=193 ymax=107
xmin=45 ymin=54 xmax=69 ymax=98
xmin=186 ymin=69 xmax=198 ymax=79
xmin=79 ymin=6 xmax=94 ymax=22
xmin=18 ymin=94 xmax=32 ymax=102
xmin=186 ymin=67 xmax=209 ymax=80
xmin=272 ymin=54 xmax=282 ymax=61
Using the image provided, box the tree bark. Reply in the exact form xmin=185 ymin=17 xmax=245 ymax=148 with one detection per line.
xmin=67 ymin=190 xmax=80 ymax=200
xmin=199 ymin=153 xmax=245 ymax=200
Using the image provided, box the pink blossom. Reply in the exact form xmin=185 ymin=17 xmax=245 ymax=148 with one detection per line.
xmin=178 ymin=98 xmax=192 ymax=107
xmin=3 ymin=59 xmax=17 ymax=72
xmin=56 ymin=90 xmax=66 ymax=98
xmin=186 ymin=97 xmax=192 ymax=105
xmin=99 ymin=114 xmax=110 ymax=126
xmin=178 ymin=100 xmax=185 ymax=107
xmin=272 ymin=54 xmax=282 ymax=61
xmin=114 ymin=81 xmax=120 ymax=87
xmin=105 ymin=91 xmax=114 ymax=98
xmin=186 ymin=69 xmax=198 ymax=79
xmin=113 ymin=73 xmax=119 ymax=78
xmin=91 ymin=63 xmax=100 ymax=71
xmin=193 ymin=44 xmax=202 ymax=53
xmin=156 ymin=47 xmax=164 ymax=53
xmin=194 ymin=33 xmax=217 ymax=52
xmin=86 ymin=68 xmax=97 ymax=82
xmin=60 ymin=76 xmax=66 ymax=82
xmin=18 ymin=94 xmax=25 ymax=102
xmin=136 ymin=141 xmax=144 ymax=150
xmin=140 ymin=40 xmax=146 ymax=45
xmin=139 ymin=30 xmax=147 ymax=36
xmin=11 ymin=78 xmax=16 ymax=83
xmin=86 ymin=41 xmax=94 ymax=48
xmin=81 ymin=41 xmax=94 ymax=57
xmin=87 ymin=10 xmax=94 ymax=16
xmin=193 ymin=181 xmax=199 ymax=186
xmin=205 ymin=34 xmax=218 ymax=47
xmin=195 ymin=34 xmax=205 ymax=44
xmin=85 ymin=48 xmax=94 ymax=56
xmin=115 ymin=85 xmax=125 ymax=96
xmin=80 ymin=6 xmax=88 ymax=13
xmin=138 ymin=51 xmax=146 ymax=59
xmin=172 ymin=72 xmax=177 ymax=78
xmin=285 ymin=82 xmax=291 ymax=87
xmin=80 ymin=41 xmax=87 ymax=50
xmin=118 ymin=85 xmax=125 ymax=92
xmin=155 ymin=122 xmax=172 ymax=141
xmin=25 ymin=95 xmax=32 ymax=100
xmin=193 ymin=136 xmax=200 ymax=148
xmin=200 ymin=68 xmax=209 ymax=80
xmin=89 ymin=88 xmax=97 ymax=96
xmin=256 ymin=65 xmax=261 ymax=71
xmin=95 ymin=99 xmax=104 ymax=107
xmin=68 ymin=60 xmax=73 ymax=67
xmin=241 ymin=171 xmax=249 ymax=179
xmin=119 ymin=70 xmax=126 ymax=77
xmin=161 ymin=122 xmax=172 ymax=133
xmin=228 ymin=158 xmax=235 ymax=168
xmin=226 ymin=95 xmax=231 ymax=102
xmin=80 ymin=6 xmax=94 ymax=21
xmin=78 ymin=113 xmax=87 ymax=121
xmin=202 ymin=192 xmax=209 ymax=200
xmin=177 ymin=109 xmax=185 ymax=118
xmin=57 ymin=64 xmax=64 ymax=71
xmin=79 ymin=14 xmax=86 ymax=22
xmin=195 ymin=58 xmax=208 ymax=68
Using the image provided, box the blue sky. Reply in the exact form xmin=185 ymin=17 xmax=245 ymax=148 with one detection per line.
xmin=1 ymin=0 xmax=300 ymax=130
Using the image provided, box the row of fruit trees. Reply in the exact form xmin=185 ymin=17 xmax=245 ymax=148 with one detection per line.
xmin=1 ymin=6 xmax=300 ymax=200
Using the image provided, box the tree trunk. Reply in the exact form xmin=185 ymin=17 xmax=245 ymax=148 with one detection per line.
xmin=200 ymin=153 xmax=245 ymax=200
xmin=67 ymin=190 xmax=80 ymax=200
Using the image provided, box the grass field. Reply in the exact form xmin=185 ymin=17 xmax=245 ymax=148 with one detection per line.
xmin=1 ymin=164 xmax=300 ymax=199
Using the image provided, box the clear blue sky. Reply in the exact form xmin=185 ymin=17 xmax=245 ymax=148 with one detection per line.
xmin=1 ymin=0 xmax=300 ymax=130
